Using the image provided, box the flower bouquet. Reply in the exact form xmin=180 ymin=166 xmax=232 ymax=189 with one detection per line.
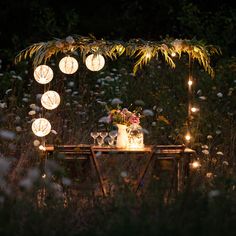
xmin=107 ymin=106 xmax=144 ymax=148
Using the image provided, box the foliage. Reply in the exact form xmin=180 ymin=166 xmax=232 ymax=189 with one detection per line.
xmin=14 ymin=35 xmax=221 ymax=77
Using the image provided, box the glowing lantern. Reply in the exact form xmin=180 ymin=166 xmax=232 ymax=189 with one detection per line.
xmin=34 ymin=65 xmax=54 ymax=84
xmin=32 ymin=118 xmax=51 ymax=137
xmin=59 ymin=56 xmax=78 ymax=74
xmin=41 ymin=90 xmax=60 ymax=110
xmin=85 ymin=54 xmax=105 ymax=71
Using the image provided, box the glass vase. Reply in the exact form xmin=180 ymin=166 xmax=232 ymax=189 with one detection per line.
xmin=116 ymin=124 xmax=129 ymax=148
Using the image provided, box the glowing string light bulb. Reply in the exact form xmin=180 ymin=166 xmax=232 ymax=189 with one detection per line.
xmin=185 ymin=132 xmax=191 ymax=142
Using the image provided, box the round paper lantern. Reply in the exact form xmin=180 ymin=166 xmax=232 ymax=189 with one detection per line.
xmin=85 ymin=54 xmax=105 ymax=71
xmin=34 ymin=65 xmax=54 ymax=84
xmin=41 ymin=90 xmax=60 ymax=110
xmin=59 ymin=56 xmax=78 ymax=74
xmin=32 ymin=118 xmax=51 ymax=137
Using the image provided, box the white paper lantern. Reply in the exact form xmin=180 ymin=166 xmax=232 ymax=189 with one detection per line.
xmin=85 ymin=54 xmax=105 ymax=71
xmin=59 ymin=56 xmax=78 ymax=74
xmin=34 ymin=65 xmax=54 ymax=84
xmin=32 ymin=118 xmax=51 ymax=137
xmin=41 ymin=90 xmax=60 ymax=110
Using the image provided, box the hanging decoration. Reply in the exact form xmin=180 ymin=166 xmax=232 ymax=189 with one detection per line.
xmin=85 ymin=54 xmax=105 ymax=71
xmin=41 ymin=90 xmax=61 ymax=110
xmin=33 ymin=65 xmax=54 ymax=84
xmin=59 ymin=56 xmax=78 ymax=74
xmin=15 ymin=35 xmax=221 ymax=77
xmin=32 ymin=118 xmax=51 ymax=137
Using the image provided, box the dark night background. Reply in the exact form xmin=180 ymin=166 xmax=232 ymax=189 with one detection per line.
xmin=1 ymin=0 xmax=236 ymax=64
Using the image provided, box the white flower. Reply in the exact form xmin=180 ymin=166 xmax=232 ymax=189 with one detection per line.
xmin=29 ymin=104 xmax=36 ymax=109
xmin=33 ymin=140 xmax=40 ymax=146
xmin=28 ymin=110 xmax=36 ymax=116
xmin=51 ymin=130 xmax=58 ymax=135
xmin=215 ymin=130 xmax=221 ymax=135
xmin=15 ymin=126 xmax=22 ymax=132
xmin=99 ymin=116 xmax=110 ymax=123
xmin=5 ymin=89 xmax=12 ymax=95
xmin=0 ymin=102 xmax=7 ymax=108
xmin=223 ymin=161 xmax=229 ymax=165
xmin=201 ymin=145 xmax=208 ymax=149
xmin=120 ymin=171 xmax=128 ymax=178
xmin=68 ymin=81 xmax=75 ymax=87
xmin=134 ymin=100 xmax=145 ymax=106
xmin=208 ymin=190 xmax=220 ymax=198
xmin=202 ymin=149 xmax=209 ymax=155
xmin=199 ymin=96 xmax=207 ymax=100
xmin=216 ymin=151 xmax=223 ymax=155
xmin=207 ymin=135 xmax=213 ymax=139
xmin=152 ymin=122 xmax=157 ymax=126
xmin=111 ymin=98 xmax=123 ymax=105
xmin=66 ymin=36 xmax=75 ymax=44
xmin=143 ymin=109 xmax=154 ymax=116
xmin=22 ymin=98 xmax=29 ymax=103
xmin=206 ymin=172 xmax=213 ymax=178
xmin=0 ymin=130 xmax=16 ymax=140
xmin=62 ymin=177 xmax=71 ymax=186
xmin=217 ymin=92 xmax=223 ymax=98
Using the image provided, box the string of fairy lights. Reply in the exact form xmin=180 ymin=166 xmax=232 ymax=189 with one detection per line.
xmin=31 ymin=53 xmax=106 ymax=149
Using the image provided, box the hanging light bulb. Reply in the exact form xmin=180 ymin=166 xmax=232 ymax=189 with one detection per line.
xmin=41 ymin=90 xmax=60 ymax=110
xmin=34 ymin=65 xmax=54 ymax=84
xmin=171 ymin=52 xmax=176 ymax=57
xmin=191 ymin=107 xmax=199 ymax=113
xmin=32 ymin=118 xmax=51 ymax=137
xmin=188 ymin=79 xmax=193 ymax=86
xmin=59 ymin=56 xmax=78 ymax=74
xmin=85 ymin=54 xmax=105 ymax=71
xmin=185 ymin=133 xmax=191 ymax=141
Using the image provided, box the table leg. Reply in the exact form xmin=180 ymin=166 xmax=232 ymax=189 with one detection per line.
xmin=135 ymin=151 xmax=154 ymax=193
xmin=90 ymin=147 xmax=107 ymax=197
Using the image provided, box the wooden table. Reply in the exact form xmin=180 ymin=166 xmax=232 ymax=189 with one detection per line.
xmin=44 ymin=144 xmax=195 ymax=197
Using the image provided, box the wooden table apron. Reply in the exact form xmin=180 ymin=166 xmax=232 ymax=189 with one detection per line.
xmin=43 ymin=145 xmax=194 ymax=196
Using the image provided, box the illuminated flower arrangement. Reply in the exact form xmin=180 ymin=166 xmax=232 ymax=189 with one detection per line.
xmin=107 ymin=107 xmax=141 ymax=126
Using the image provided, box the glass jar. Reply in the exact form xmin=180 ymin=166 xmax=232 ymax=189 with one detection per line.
xmin=127 ymin=124 xmax=144 ymax=149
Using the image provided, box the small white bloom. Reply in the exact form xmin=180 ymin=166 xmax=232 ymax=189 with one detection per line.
xmin=28 ymin=110 xmax=36 ymax=116
xmin=62 ymin=177 xmax=71 ymax=186
xmin=208 ymin=190 xmax=220 ymax=198
xmin=51 ymin=130 xmax=58 ymax=135
xmin=22 ymin=97 xmax=29 ymax=103
xmin=199 ymin=96 xmax=207 ymax=100
xmin=201 ymin=145 xmax=208 ymax=149
xmin=111 ymin=98 xmax=123 ymax=105
xmin=120 ymin=171 xmax=128 ymax=178
xmin=215 ymin=130 xmax=221 ymax=135
xmin=223 ymin=161 xmax=229 ymax=165
xmin=216 ymin=151 xmax=223 ymax=155
xmin=65 ymin=36 xmax=75 ymax=44
xmin=33 ymin=140 xmax=40 ymax=146
xmin=99 ymin=116 xmax=110 ymax=123
xmin=134 ymin=100 xmax=145 ymax=106
xmin=207 ymin=135 xmax=213 ymax=139
xmin=0 ymin=130 xmax=16 ymax=140
xmin=15 ymin=126 xmax=22 ymax=132
xmin=5 ymin=89 xmax=12 ymax=95
xmin=202 ymin=149 xmax=209 ymax=155
xmin=29 ymin=104 xmax=36 ymax=109
xmin=0 ymin=102 xmax=7 ymax=108
xmin=206 ymin=172 xmax=213 ymax=178
xmin=152 ymin=122 xmax=157 ymax=126
xmin=67 ymin=81 xmax=75 ymax=87
xmin=143 ymin=109 xmax=154 ymax=116
xmin=217 ymin=92 xmax=223 ymax=98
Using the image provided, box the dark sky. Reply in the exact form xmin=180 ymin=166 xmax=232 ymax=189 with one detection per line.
xmin=0 ymin=0 xmax=235 ymax=56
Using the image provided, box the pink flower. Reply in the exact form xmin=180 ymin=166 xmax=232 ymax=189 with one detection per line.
xmin=129 ymin=115 xmax=140 ymax=124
